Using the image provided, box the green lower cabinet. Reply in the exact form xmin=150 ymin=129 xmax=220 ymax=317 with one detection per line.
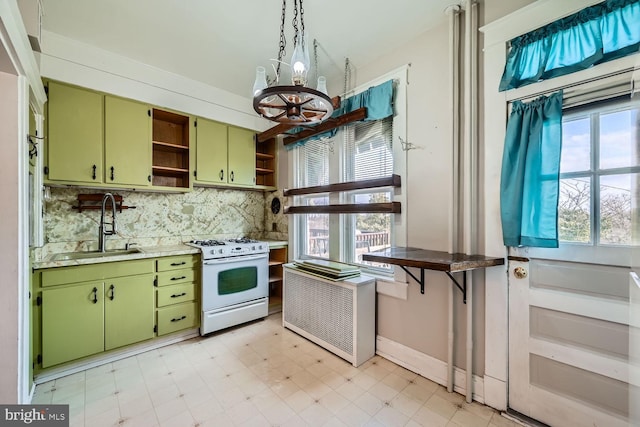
xmin=104 ymin=274 xmax=155 ymax=350
xmin=42 ymin=282 xmax=105 ymax=368
xmin=157 ymin=302 xmax=198 ymax=336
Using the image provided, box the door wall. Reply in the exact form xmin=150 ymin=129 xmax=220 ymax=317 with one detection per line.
xmin=0 ymin=70 xmax=21 ymax=403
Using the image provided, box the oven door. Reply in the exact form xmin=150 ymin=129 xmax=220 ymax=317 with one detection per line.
xmin=202 ymin=253 xmax=268 ymax=311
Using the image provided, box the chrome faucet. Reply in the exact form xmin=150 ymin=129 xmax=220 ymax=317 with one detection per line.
xmin=98 ymin=193 xmax=117 ymax=252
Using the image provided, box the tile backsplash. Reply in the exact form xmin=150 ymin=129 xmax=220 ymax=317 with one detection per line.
xmin=38 ymin=186 xmax=288 ymax=259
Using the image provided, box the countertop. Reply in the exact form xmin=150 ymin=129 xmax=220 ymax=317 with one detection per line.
xmin=33 ymin=244 xmax=200 ymax=270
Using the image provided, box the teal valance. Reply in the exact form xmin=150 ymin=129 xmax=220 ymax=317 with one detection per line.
xmin=499 ymin=0 xmax=640 ymax=91
xmin=286 ymin=79 xmax=394 ymax=149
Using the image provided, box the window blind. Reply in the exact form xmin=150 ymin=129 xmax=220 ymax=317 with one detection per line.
xmin=344 ymin=117 xmax=393 ymax=181
xmin=297 ymin=137 xmax=332 ymax=187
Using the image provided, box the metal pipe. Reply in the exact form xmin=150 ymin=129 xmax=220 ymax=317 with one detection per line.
xmin=446 ymin=2 xmax=461 ymax=394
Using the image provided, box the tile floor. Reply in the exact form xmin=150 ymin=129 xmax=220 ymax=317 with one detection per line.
xmin=32 ymin=314 xmax=522 ymax=427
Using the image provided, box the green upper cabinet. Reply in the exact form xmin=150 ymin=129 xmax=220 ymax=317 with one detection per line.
xmin=42 ymin=282 xmax=105 ymax=368
xmin=105 ymin=96 xmax=152 ymax=187
xmin=228 ymin=126 xmax=256 ymax=186
xmin=104 ymin=274 xmax=155 ymax=350
xmin=47 ymin=81 xmax=104 ymax=184
xmin=195 ymin=119 xmax=256 ymax=187
xmin=195 ymin=118 xmax=228 ymax=184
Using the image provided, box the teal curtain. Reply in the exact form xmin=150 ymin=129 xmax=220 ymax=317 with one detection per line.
xmin=285 ymin=79 xmax=394 ymax=149
xmin=500 ymin=0 xmax=640 ymax=91
xmin=500 ymin=91 xmax=563 ymax=248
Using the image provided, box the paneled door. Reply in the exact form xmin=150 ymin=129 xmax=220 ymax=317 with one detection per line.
xmin=508 ymin=255 xmax=630 ymax=427
xmin=508 ymin=95 xmax=637 ymax=426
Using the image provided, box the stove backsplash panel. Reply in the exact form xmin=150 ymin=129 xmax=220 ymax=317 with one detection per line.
xmin=38 ymin=186 xmax=273 ymax=259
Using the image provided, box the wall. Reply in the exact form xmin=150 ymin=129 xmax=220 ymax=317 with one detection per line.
xmin=345 ymin=0 xmax=534 ymax=387
xmin=0 ymin=71 xmax=20 ymax=403
xmin=38 ymin=187 xmax=274 ymax=258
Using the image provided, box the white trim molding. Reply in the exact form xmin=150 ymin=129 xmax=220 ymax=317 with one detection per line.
xmin=376 ymin=335 xmax=485 ymax=403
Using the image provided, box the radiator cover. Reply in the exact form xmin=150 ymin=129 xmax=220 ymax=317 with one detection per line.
xmin=283 ymin=266 xmax=375 ymax=366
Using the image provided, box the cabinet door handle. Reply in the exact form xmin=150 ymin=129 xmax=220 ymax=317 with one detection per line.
xmin=170 ymin=292 xmax=187 ymax=298
xmin=91 ymin=287 xmax=98 ymax=304
xmin=219 ymin=169 xmax=224 ymax=181
xmin=170 ymin=315 xmax=186 ymax=322
xmin=170 ymin=261 xmax=186 ymax=266
xmin=110 ymin=166 xmax=115 ymax=181
xmin=108 ymin=284 xmax=115 ymax=301
xmin=171 ymin=276 xmax=186 ymax=281
xmin=230 ymin=171 xmax=235 ymax=182
xmin=148 ymin=175 xmax=151 ymax=182
xmin=92 ymin=164 xmax=97 ymax=180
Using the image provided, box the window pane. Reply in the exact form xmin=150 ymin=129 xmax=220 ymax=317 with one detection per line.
xmin=561 ymin=117 xmax=591 ymax=173
xmin=600 ymin=108 xmax=640 ymax=169
xmin=600 ymin=174 xmax=637 ymax=245
xmin=353 ymin=193 xmax=392 ymax=267
xmin=558 ymin=178 xmax=591 ymax=243
xmin=303 ymin=197 xmax=329 ymax=258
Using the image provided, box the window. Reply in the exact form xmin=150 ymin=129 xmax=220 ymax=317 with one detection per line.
xmin=294 ymin=116 xmax=395 ymax=270
xmin=559 ymin=96 xmax=640 ymax=246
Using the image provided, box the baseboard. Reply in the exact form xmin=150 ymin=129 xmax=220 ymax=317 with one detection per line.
xmin=34 ymin=329 xmax=199 ymax=384
xmin=376 ymin=335 xmax=485 ymax=403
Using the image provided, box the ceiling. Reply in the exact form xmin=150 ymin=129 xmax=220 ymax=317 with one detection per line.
xmin=40 ymin=0 xmax=454 ymax=99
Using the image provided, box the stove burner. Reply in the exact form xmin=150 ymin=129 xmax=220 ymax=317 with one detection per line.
xmin=190 ymin=239 xmax=226 ymax=246
xmin=227 ymin=237 xmax=259 ymax=244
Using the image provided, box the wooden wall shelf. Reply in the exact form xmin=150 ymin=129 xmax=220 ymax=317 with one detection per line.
xmin=284 ymin=174 xmax=401 ymax=197
xmin=72 ymin=193 xmax=136 ymax=213
xmin=284 ymin=202 xmax=401 ymax=215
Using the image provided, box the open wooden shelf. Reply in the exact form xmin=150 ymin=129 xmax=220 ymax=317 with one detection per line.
xmin=152 ymin=109 xmax=190 ymax=189
xmin=268 ymin=245 xmax=287 ymax=314
xmin=255 ymin=137 xmax=277 ymax=188
xmin=152 ymin=165 xmax=189 ymax=174
xmin=152 ymin=140 xmax=190 ymax=151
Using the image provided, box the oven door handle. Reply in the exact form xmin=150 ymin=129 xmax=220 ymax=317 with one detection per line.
xmin=203 ymin=254 xmax=267 ymax=265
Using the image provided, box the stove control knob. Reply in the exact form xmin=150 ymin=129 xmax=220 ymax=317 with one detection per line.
xmin=251 ymin=245 xmax=256 ymax=250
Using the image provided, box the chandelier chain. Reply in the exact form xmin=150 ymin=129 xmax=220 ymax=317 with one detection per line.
xmin=344 ymin=57 xmax=351 ymax=97
xmin=292 ymin=0 xmax=299 ymax=46
xmin=313 ymin=38 xmax=318 ymax=84
xmin=276 ymin=0 xmax=287 ymax=82
xmin=300 ymin=0 xmax=305 ymax=41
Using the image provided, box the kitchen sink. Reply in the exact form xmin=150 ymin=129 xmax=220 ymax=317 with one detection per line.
xmin=50 ymin=248 xmax=143 ymax=261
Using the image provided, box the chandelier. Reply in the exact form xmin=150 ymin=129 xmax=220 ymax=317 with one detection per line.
xmin=252 ymin=0 xmax=334 ymax=125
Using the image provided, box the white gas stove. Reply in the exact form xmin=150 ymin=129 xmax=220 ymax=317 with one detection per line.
xmin=187 ymin=238 xmax=269 ymax=260
xmin=186 ymin=238 xmax=270 ymax=335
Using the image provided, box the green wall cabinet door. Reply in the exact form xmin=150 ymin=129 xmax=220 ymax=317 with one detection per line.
xmin=47 ymin=81 xmax=103 ymax=184
xmin=42 ymin=282 xmax=104 ymax=368
xmin=104 ymin=274 xmax=154 ymax=350
xmin=227 ymin=126 xmax=256 ymax=186
xmin=105 ymin=96 xmax=152 ymax=187
xmin=195 ymin=118 xmax=228 ymax=183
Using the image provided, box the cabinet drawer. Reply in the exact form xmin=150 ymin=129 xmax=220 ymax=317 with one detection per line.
xmin=157 ymin=302 xmax=198 ymax=335
xmin=157 ymin=283 xmax=196 ymax=307
xmin=157 ymin=255 xmax=197 ymax=272
xmin=41 ymin=259 xmax=155 ymax=287
xmin=157 ymin=269 xmax=195 ymax=286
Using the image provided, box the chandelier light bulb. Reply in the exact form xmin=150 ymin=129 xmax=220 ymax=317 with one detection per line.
xmin=291 ymin=32 xmax=310 ymax=86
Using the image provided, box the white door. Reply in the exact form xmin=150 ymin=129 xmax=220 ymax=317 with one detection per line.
xmin=508 ymin=96 xmax=638 ymax=427
xmin=509 ymin=255 xmax=630 ymax=427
